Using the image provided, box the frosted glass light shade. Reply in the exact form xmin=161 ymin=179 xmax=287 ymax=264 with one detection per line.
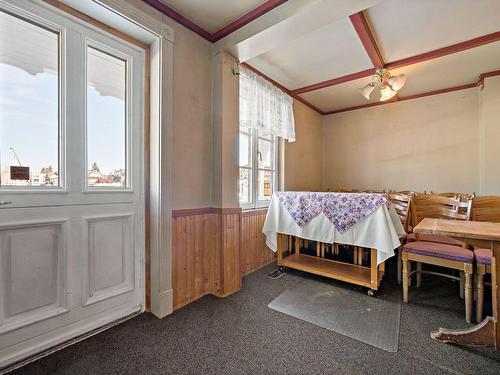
xmin=388 ymin=74 xmax=406 ymax=91
xmin=359 ymin=83 xmax=375 ymax=100
xmin=380 ymin=86 xmax=397 ymax=101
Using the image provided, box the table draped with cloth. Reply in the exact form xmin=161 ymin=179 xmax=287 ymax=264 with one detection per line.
xmin=263 ymin=191 xmax=405 ymax=265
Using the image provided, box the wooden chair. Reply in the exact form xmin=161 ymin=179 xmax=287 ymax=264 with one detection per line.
xmin=471 ymin=196 xmax=500 ymax=322
xmin=406 ymin=193 xmax=467 ymax=247
xmin=401 ymin=194 xmax=474 ymax=322
xmin=389 ymin=192 xmax=414 ymax=284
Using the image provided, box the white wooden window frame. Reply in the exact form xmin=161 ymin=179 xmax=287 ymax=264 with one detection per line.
xmin=240 ymin=128 xmax=279 ymax=210
xmin=83 ymin=39 xmax=133 ymax=192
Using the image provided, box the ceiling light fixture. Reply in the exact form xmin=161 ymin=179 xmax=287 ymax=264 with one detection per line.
xmin=358 ymin=69 xmax=406 ymax=101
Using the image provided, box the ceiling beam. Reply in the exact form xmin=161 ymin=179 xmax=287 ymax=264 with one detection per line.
xmin=213 ymin=0 xmax=382 ymax=61
xmin=211 ymin=0 xmax=288 ymax=42
xmin=349 ymin=11 xmax=384 ymax=68
xmin=241 ymin=63 xmax=325 ymax=115
xmin=291 ymin=68 xmax=375 ymax=95
xmin=293 ymin=31 xmax=500 ymax=94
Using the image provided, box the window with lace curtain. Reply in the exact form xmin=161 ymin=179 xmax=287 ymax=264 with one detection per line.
xmin=239 ymin=67 xmax=295 ymax=209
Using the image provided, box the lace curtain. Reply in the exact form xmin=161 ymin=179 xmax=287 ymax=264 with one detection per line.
xmin=239 ymin=67 xmax=295 ymax=142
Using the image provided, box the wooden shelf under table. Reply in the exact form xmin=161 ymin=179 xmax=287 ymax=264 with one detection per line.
xmin=280 ymin=253 xmax=375 ymax=289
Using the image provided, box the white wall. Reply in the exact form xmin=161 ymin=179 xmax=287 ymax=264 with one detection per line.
xmin=322 ymin=88 xmax=482 ymax=194
xmin=479 ymin=75 xmax=500 ymax=195
xmin=284 ymin=100 xmax=323 ymax=191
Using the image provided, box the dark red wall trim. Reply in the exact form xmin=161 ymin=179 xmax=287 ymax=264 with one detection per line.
xmin=211 ymin=0 xmax=288 ymax=42
xmin=143 ymin=0 xmax=288 ymax=43
xmin=385 ymin=31 xmax=500 ymax=70
xmin=349 ymin=12 xmax=384 ymax=68
xmin=172 ymin=207 xmax=242 ymax=218
xmin=293 ymin=31 xmax=500 ymax=95
xmin=323 ymin=82 xmax=478 ymax=115
xmin=479 ymin=69 xmax=500 ymax=81
xmin=291 ymin=69 xmax=375 ymax=95
xmin=142 ymin=0 xmax=212 ymax=41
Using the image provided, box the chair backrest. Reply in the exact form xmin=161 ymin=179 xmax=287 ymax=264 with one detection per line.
xmin=389 ymin=192 xmax=413 ymax=233
xmin=410 ymin=194 xmax=472 ymax=226
xmin=362 ymin=189 xmax=386 ymax=193
xmin=471 ymin=196 xmax=500 ymax=223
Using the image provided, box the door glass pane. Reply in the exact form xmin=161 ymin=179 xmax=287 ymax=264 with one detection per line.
xmin=87 ymin=47 xmax=126 ymax=188
xmin=0 ymin=11 xmax=59 ymax=187
xmin=239 ymin=168 xmax=251 ymax=203
xmin=258 ymin=138 xmax=273 ymax=169
xmin=258 ymin=170 xmax=273 ymax=201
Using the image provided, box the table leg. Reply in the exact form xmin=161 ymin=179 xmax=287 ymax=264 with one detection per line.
xmin=370 ymin=249 xmax=378 ymax=290
xmin=431 ymin=241 xmax=499 ymax=348
xmin=277 ymin=234 xmax=283 ymax=266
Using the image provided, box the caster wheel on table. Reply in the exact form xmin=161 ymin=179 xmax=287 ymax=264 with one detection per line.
xmin=367 ymin=289 xmax=377 ymax=297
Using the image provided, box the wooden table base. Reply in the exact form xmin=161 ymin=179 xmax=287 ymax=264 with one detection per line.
xmin=430 ymin=316 xmax=496 ymax=347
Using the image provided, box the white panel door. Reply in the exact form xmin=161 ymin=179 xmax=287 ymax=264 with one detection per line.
xmin=0 ymin=0 xmax=145 ymax=368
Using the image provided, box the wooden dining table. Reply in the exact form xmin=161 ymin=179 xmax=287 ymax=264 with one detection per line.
xmin=414 ymin=218 xmax=500 ymax=348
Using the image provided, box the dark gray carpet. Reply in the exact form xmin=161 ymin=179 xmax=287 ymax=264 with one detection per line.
xmin=9 ymin=262 xmax=500 ymax=375
xmin=268 ymin=274 xmax=401 ymax=352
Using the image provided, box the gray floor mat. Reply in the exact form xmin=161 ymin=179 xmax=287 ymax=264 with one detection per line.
xmin=268 ymin=274 xmax=402 ymax=352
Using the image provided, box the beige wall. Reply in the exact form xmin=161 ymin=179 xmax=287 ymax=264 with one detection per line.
xmin=322 ymin=89 xmax=481 ymax=194
xmin=284 ymin=100 xmax=323 ymax=191
xmin=129 ymin=0 xmax=213 ymax=209
xmin=211 ymin=52 xmax=240 ymax=208
xmin=480 ymin=75 xmax=500 ymax=195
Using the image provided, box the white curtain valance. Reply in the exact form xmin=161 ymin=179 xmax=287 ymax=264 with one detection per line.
xmin=239 ymin=67 xmax=295 ymax=142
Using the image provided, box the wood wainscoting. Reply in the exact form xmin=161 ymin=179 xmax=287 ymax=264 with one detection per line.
xmin=240 ymin=209 xmax=275 ymax=276
xmin=172 ymin=208 xmax=274 ymax=310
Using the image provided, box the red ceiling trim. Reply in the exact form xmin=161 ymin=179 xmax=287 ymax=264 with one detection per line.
xmin=293 ymin=31 xmax=500 ymax=95
xmin=349 ymin=12 xmax=384 ymax=68
xmin=385 ymin=31 xmax=500 ymax=70
xmin=323 ymin=82 xmax=478 ymax=115
xmin=211 ymin=0 xmax=288 ymax=42
xmin=291 ymin=68 xmax=376 ymax=95
xmin=142 ymin=0 xmax=212 ymax=41
xmin=143 ymin=0 xmax=288 ymax=43
xmin=241 ymin=63 xmax=325 ymax=115
xmin=479 ymin=69 xmax=500 ymax=82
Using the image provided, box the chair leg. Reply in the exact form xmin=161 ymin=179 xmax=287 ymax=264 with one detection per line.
xmin=460 ymin=271 xmax=465 ymax=299
xmin=416 ymin=262 xmax=422 ymax=288
xmin=397 ymin=249 xmax=402 ymax=285
xmin=402 ymin=252 xmax=409 ymax=303
xmin=476 ymin=266 xmax=485 ymax=323
xmin=464 ymin=271 xmax=473 ymax=323
xmin=353 ymin=247 xmax=358 ymax=265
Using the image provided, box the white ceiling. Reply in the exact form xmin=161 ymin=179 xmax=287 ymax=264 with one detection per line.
xmin=299 ymin=41 xmax=500 ymax=113
xmin=160 ymin=0 xmax=267 ymax=33
xmin=247 ymin=18 xmax=373 ymax=90
xmin=367 ymin=0 xmax=500 ymax=62
xmin=155 ymin=0 xmax=500 ymax=114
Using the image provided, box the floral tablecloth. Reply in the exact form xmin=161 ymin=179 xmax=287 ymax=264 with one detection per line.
xmin=263 ymin=192 xmax=405 ymax=265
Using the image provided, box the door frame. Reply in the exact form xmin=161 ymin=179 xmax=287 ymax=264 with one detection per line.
xmin=45 ymin=0 xmax=175 ymax=318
